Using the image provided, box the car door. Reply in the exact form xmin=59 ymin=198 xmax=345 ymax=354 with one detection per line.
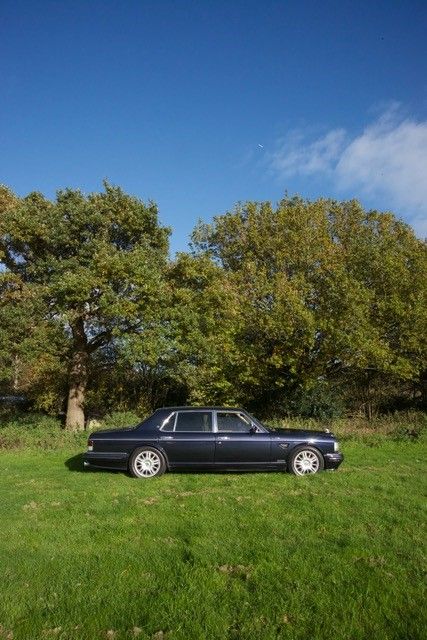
xmin=158 ymin=410 xmax=216 ymax=466
xmin=214 ymin=410 xmax=271 ymax=464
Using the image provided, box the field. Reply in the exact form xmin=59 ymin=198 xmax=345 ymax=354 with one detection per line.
xmin=0 ymin=436 xmax=426 ymax=640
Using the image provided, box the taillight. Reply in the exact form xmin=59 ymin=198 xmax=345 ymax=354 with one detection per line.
xmin=87 ymin=439 xmax=93 ymax=451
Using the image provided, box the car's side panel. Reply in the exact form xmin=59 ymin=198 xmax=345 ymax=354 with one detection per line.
xmin=157 ymin=410 xmax=216 ymax=466
xmin=84 ymin=451 xmax=129 ymax=470
xmin=159 ymin=432 xmax=216 ymax=465
xmin=214 ymin=433 xmax=271 ymax=464
xmin=270 ymin=436 xmax=305 ymax=464
xmin=85 ymin=430 xmax=162 ymax=470
xmin=270 ymin=435 xmax=336 ymax=465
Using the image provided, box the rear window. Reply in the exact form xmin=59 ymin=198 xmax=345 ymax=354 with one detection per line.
xmin=175 ymin=412 xmax=212 ymax=432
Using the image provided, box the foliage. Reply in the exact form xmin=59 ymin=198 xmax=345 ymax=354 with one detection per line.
xmin=1 ymin=186 xmax=426 ymax=422
xmin=190 ymin=197 xmax=427 ymax=416
xmin=0 ymin=411 xmax=140 ymax=450
xmin=0 ymin=271 xmax=68 ymax=409
xmin=102 ymin=410 xmax=142 ymax=429
xmin=289 ymin=380 xmax=345 ymax=420
xmin=0 ymin=413 xmax=86 ymax=450
xmin=0 ymin=183 xmax=170 ymax=429
xmin=167 ymin=252 xmax=242 ymax=405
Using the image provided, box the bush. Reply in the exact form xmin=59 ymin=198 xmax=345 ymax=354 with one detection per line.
xmin=388 ymin=411 xmax=427 ymax=441
xmin=101 ymin=410 xmax=142 ymax=429
xmin=291 ymin=382 xmax=344 ymax=421
xmin=0 ymin=410 xmax=145 ymax=451
xmin=0 ymin=412 xmax=87 ymax=450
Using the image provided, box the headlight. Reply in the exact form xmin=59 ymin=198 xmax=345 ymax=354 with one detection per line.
xmin=87 ymin=439 xmax=93 ymax=452
xmin=334 ymin=441 xmax=340 ymax=452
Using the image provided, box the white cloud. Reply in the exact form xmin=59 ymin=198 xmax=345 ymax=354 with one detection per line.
xmin=268 ymin=107 xmax=427 ymax=237
xmin=270 ymin=128 xmax=347 ymax=176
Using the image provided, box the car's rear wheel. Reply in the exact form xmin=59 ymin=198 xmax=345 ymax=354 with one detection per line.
xmin=289 ymin=446 xmax=324 ymax=476
xmin=129 ymin=447 xmax=166 ymax=479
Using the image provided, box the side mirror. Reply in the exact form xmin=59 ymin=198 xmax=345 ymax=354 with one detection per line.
xmin=249 ymin=426 xmax=258 ymax=435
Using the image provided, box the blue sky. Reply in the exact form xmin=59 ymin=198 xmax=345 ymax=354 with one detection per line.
xmin=1 ymin=0 xmax=427 ymax=252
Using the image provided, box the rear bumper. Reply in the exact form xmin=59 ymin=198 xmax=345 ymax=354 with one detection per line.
xmin=324 ymin=452 xmax=344 ymax=470
xmin=83 ymin=451 xmax=129 ymax=471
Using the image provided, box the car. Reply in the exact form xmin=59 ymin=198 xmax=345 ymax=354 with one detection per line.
xmin=83 ymin=406 xmax=343 ymax=478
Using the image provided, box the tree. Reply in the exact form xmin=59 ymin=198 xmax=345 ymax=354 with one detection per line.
xmin=0 ymin=183 xmax=170 ymax=430
xmin=167 ymin=252 xmax=241 ymax=405
xmin=191 ymin=196 xmax=427 ymax=416
xmin=0 ymin=270 xmax=67 ymax=410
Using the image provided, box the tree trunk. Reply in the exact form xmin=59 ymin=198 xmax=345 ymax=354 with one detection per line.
xmin=65 ymin=318 xmax=88 ymax=431
xmin=13 ymin=353 xmax=20 ymax=392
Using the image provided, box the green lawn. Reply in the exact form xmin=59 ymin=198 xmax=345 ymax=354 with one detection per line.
xmin=0 ymin=441 xmax=426 ymax=640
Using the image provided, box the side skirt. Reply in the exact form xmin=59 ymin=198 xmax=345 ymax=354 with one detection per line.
xmin=169 ymin=462 xmax=287 ymax=471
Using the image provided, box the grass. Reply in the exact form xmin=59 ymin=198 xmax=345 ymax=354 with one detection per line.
xmin=0 ymin=438 xmax=426 ymax=640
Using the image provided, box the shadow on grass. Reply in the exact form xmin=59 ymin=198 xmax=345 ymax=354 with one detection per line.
xmin=64 ymin=453 xmax=86 ymax=472
xmin=172 ymin=468 xmax=279 ymax=475
xmin=64 ymin=454 xmax=124 ymax=474
xmin=64 ymin=454 xmax=279 ymax=477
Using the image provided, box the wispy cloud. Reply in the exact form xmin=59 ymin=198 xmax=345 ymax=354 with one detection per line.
xmin=268 ymin=106 xmax=427 ymax=237
xmin=270 ymin=128 xmax=347 ymax=177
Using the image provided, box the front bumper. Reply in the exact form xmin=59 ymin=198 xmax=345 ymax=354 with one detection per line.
xmin=83 ymin=451 xmax=129 ymax=471
xmin=324 ymin=452 xmax=344 ymax=470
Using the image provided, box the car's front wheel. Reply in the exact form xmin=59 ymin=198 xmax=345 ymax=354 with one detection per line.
xmin=289 ymin=446 xmax=324 ymax=476
xmin=129 ymin=447 xmax=166 ymax=479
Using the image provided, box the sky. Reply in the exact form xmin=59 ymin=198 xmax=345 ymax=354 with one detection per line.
xmin=1 ymin=0 xmax=427 ymax=253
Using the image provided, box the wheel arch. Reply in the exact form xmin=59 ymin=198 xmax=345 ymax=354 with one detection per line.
xmin=289 ymin=442 xmax=325 ymax=459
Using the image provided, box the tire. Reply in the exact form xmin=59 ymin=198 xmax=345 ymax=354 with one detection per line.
xmin=129 ymin=447 xmax=166 ymax=479
xmin=288 ymin=446 xmax=324 ymax=476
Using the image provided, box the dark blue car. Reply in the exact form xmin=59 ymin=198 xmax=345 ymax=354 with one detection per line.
xmin=83 ymin=406 xmax=343 ymax=478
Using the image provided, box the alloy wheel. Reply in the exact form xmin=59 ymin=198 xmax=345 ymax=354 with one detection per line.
xmin=293 ymin=450 xmax=320 ymax=475
xmin=133 ymin=450 xmax=162 ymax=478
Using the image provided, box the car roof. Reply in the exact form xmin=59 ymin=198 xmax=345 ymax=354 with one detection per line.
xmin=155 ymin=406 xmax=247 ymax=412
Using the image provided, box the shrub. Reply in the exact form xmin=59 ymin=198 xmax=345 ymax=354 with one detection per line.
xmin=102 ymin=411 xmax=142 ymax=429
xmin=388 ymin=411 xmax=427 ymax=441
xmin=0 ymin=412 xmax=87 ymax=450
xmin=291 ymin=382 xmax=344 ymax=421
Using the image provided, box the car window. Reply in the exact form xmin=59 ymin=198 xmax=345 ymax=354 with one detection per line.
xmin=217 ymin=412 xmax=251 ymax=433
xmin=175 ymin=411 xmax=213 ymax=432
xmin=160 ymin=412 xmax=176 ymax=431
